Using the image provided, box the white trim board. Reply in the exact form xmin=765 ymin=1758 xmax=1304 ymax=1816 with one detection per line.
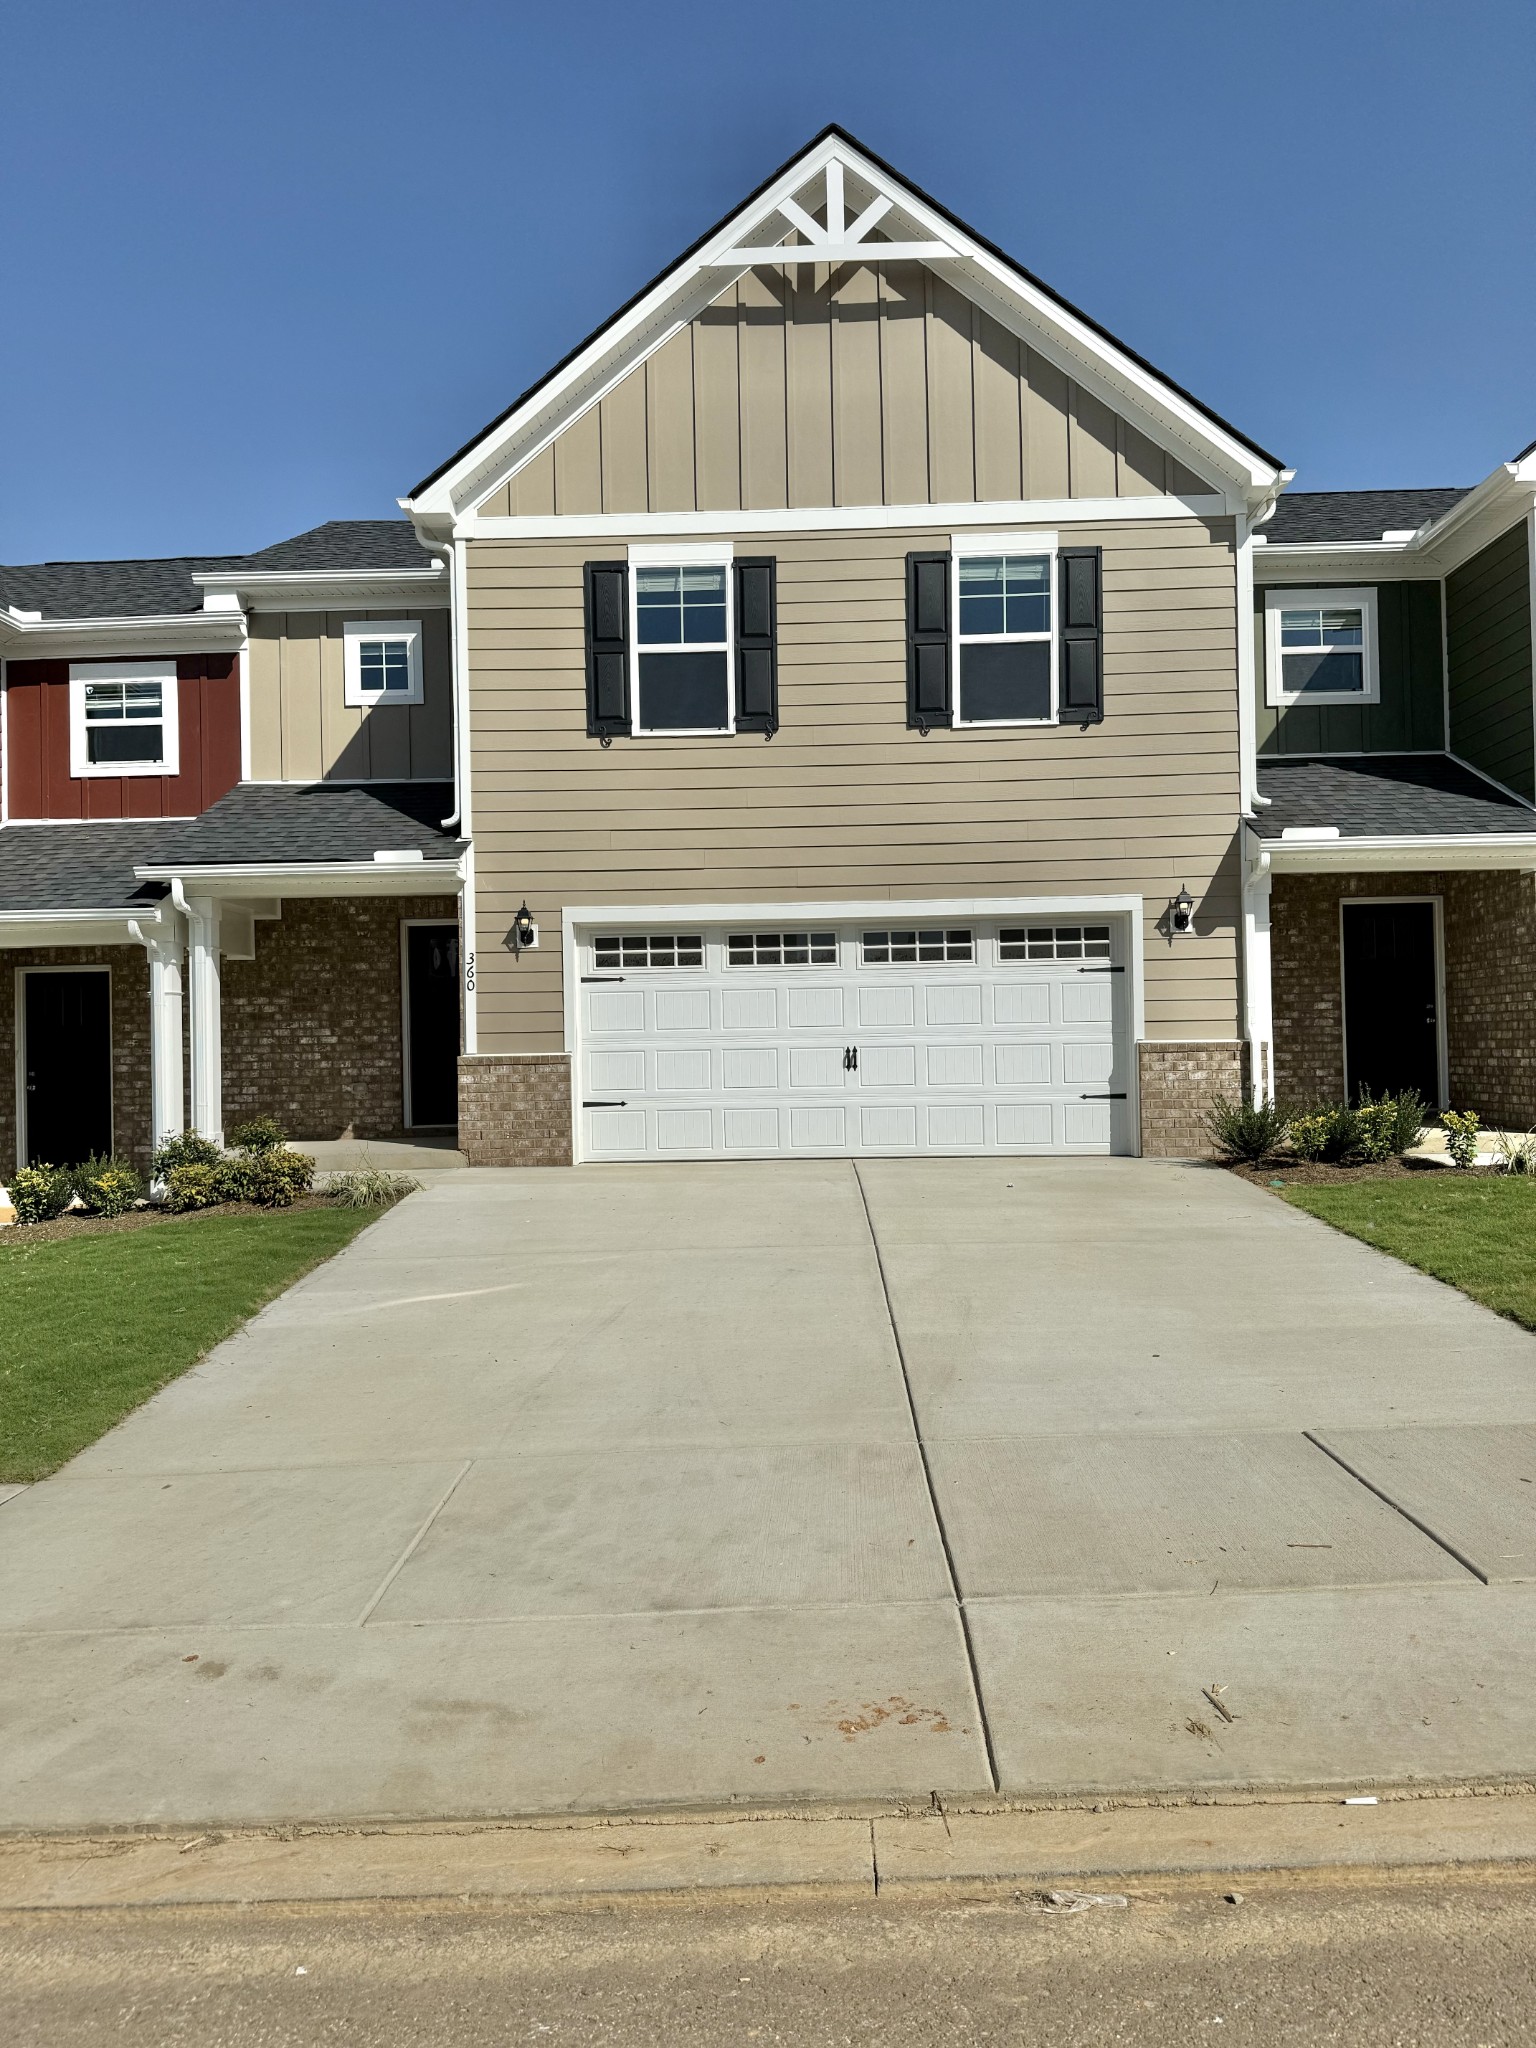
xmin=459 ymin=493 xmax=1229 ymax=543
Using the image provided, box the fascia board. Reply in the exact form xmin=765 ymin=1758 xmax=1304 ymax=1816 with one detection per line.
xmin=131 ymin=859 xmax=465 ymax=896
xmin=411 ymin=129 xmax=1282 ymax=522
xmin=1264 ymin=833 xmax=1536 ymax=872
xmin=192 ymin=568 xmax=446 ymax=613
xmin=0 ymin=909 xmax=162 ymax=948
xmin=565 ymin=890 xmax=1146 ymax=924
xmin=0 ymin=613 xmax=247 ymax=655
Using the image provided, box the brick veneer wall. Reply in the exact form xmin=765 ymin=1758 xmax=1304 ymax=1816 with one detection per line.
xmin=1138 ymin=1040 xmax=1246 ymax=1157
xmin=458 ymin=1053 xmax=574 ymax=1165
xmin=222 ymin=895 xmax=459 ymax=1141
xmin=1271 ymin=870 xmax=1536 ymax=1126
xmin=0 ymin=944 xmax=154 ymax=1172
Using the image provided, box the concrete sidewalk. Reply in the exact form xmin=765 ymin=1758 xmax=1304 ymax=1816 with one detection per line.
xmin=1 ymin=1157 xmax=1535 ymax=1831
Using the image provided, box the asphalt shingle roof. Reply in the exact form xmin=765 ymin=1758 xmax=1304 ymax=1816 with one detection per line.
xmin=148 ymin=782 xmax=462 ymax=867
xmin=0 ymin=823 xmax=171 ymax=914
xmin=1255 ymin=755 xmax=1536 ymax=840
xmin=0 ymin=522 xmax=434 ymax=621
xmin=1261 ymin=489 xmax=1472 ymax=546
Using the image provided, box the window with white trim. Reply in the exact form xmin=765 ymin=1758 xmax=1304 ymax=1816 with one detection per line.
xmin=999 ymin=924 xmax=1112 ymax=961
xmin=68 ymin=661 xmax=179 ymax=778
xmin=727 ymin=931 xmax=838 ymax=966
xmin=955 ymin=538 xmax=1055 ymax=725
xmin=343 ymin=619 xmax=424 ymax=707
xmin=1263 ymin=587 xmax=1379 ymax=707
xmin=862 ymin=928 xmax=974 ymax=965
xmin=592 ymin=934 xmax=704 ymax=969
xmin=631 ymin=546 xmax=732 ymax=734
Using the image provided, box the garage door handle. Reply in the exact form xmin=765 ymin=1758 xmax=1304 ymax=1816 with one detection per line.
xmin=843 ymin=1045 xmax=858 ymax=1072
xmin=583 ymin=1099 xmax=628 ymax=1108
xmin=1080 ymin=1092 xmax=1127 ymax=1100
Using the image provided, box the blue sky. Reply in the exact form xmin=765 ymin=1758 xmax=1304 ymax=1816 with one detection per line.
xmin=3 ymin=0 xmax=1532 ymax=563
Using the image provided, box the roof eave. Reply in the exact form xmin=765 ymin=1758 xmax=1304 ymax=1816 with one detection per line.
xmin=131 ymin=858 xmax=466 ymax=897
xmin=1262 ymin=832 xmax=1536 ymax=872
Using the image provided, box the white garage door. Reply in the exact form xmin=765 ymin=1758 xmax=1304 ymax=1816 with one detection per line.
xmin=575 ymin=915 xmax=1133 ymax=1161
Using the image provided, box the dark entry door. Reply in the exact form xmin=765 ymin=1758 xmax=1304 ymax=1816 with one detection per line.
xmin=406 ymin=923 xmax=460 ymax=1127
xmin=1342 ymin=901 xmax=1441 ymax=1104
xmin=23 ymin=970 xmax=112 ymax=1165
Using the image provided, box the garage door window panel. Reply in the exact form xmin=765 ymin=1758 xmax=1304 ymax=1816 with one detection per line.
xmin=728 ymin=932 xmax=838 ymax=966
xmin=862 ymin=929 xmax=974 ymax=965
xmin=999 ymin=925 xmax=1112 ymax=961
xmin=955 ymin=550 xmax=1055 ymax=726
xmin=633 ymin=563 xmax=732 ymax=734
xmin=592 ymin=934 xmax=704 ymax=968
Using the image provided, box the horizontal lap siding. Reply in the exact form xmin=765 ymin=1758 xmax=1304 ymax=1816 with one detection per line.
xmin=467 ymin=518 xmax=1241 ymax=1055
xmin=1447 ymin=522 xmax=1534 ymax=800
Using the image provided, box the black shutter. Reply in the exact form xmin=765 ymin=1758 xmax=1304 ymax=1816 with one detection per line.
xmin=1058 ymin=546 xmax=1103 ymax=725
xmin=734 ymin=556 xmax=778 ymax=735
xmin=584 ymin=560 xmax=630 ymax=738
xmin=906 ymin=551 xmax=952 ymax=730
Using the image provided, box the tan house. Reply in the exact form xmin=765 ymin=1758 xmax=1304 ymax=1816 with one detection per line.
xmin=5 ymin=127 xmax=1535 ymax=1172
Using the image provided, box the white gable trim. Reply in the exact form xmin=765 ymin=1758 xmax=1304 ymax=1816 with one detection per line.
xmin=405 ymin=132 xmax=1285 ymax=529
xmin=458 ymin=492 xmax=1229 ymax=543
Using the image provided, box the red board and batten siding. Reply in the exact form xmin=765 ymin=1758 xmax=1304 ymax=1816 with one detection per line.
xmin=3 ymin=655 xmax=241 ymax=818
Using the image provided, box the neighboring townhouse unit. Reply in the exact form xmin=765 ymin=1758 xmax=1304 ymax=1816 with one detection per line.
xmin=4 ymin=126 xmax=1534 ymax=1176
xmin=0 ymin=524 xmax=464 ymax=1171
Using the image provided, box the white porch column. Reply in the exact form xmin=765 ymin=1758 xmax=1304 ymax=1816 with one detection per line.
xmin=1241 ymin=831 xmax=1274 ymax=1105
xmin=185 ymin=894 xmax=224 ymax=1145
xmin=146 ymin=927 xmax=186 ymax=1148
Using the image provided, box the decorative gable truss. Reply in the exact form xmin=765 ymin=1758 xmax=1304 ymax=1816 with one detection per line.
xmin=406 ymin=128 xmax=1287 ymax=537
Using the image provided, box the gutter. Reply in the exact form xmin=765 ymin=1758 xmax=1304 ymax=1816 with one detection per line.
xmin=1261 ymin=831 xmax=1536 ymax=873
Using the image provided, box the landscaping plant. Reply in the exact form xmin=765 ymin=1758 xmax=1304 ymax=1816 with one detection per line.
xmin=1493 ymin=1129 xmax=1536 ymax=1175
xmin=69 ymin=1155 xmax=143 ymax=1217
xmin=1441 ymin=1108 xmax=1482 ymax=1169
xmin=11 ymin=1164 xmax=73 ymax=1224
xmin=151 ymin=1131 xmax=223 ymax=1178
xmin=225 ymin=1117 xmax=288 ymax=1155
xmin=164 ymin=1163 xmax=222 ymax=1212
xmin=1203 ymin=1093 xmax=1290 ymax=1164
xmin=1287 ymin=1104 xmax=1360 ymax=1163
xmin=324 ymin=1169 xmax=421 ymax=1208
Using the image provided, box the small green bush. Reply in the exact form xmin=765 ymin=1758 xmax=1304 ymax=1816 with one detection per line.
xmin=1287 ymin=1104 xmax=1359 ymax=1162
xmin=164 ymin=1163 xmax=221 ymax=1212
xmin=1204 ymin=1094 xmax=1290 ymax=1165
xmin=1493 ymin=1129 xmax=1536 ymax=1175
xmin=151 ymin=1131 xmax=223 ymax=1178
xmin=69 ymin=1154 xmax=144 ymax=1218
xmin=1352 ymin=1101 xmax=1398 ymax=1164
xmin=325 ymin=1169 xmax=421 ymax=1209
xmin=11 ymin=1164 xmax=73 ymax=1224
xmin=219 ymin=1147 xmax=315 ymax=1208
xmin=226 ymin=1117 xmax=287 ymax=1155
xmin=1442 ymin=1108 xmax=1482 ymax=1170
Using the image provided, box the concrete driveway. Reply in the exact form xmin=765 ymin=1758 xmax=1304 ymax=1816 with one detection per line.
xmin=3 ymin=1158 xmax=1536 ymax=1828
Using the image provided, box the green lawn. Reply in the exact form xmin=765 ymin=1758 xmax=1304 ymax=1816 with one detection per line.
xmin=1284 ymin=1175 xmax=1536 ymax=1330
xmin=0 ymin=1207 xmax=380 ymax=1482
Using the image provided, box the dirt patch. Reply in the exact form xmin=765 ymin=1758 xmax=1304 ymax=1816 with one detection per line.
xmin=1227 ymin=1157 xmax=1445 ymax=1189
xmin=0 ymin=1194 xmax=338 ymax=1248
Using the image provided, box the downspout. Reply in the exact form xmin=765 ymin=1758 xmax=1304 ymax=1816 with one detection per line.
xmin=444 ymin=533 xmax=477 ymax=1054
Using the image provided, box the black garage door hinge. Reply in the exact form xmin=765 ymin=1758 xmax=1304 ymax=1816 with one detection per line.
xmin=583 ymin=1099 xmax=628 ymax=1108
xmin=582 ymin=975 xmax=625 ymax=983
xmin=1077 ymin=965 xmax=1125 ymax=973
xmin=1079 ymin=1092 xmax=1127 ymax=1100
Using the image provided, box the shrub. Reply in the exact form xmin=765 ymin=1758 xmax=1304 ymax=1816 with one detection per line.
xmin=164 ymin=1163 xmax=221 ymax=1212
xmin=69 ymin=1154 xmax=144 ymax=1217
xmin=1351 ymin=1100 xmax=1398 ymax=1165
xmin=1441 ymin=1108 xmax=1483 ymax=1170
xmin=1204 ymin=1094 xmax=1290 ymax=1165
xmin=325 ymin=1169 xmax=421 ymax=1209
xmin=219 ymin=1147 xmax=315 ymax=1208
xmin=226 ymin=1117 xmax=287 ymax=1155
xmin=151 ymin=1131 xmax=223 ymax=1178
xmin=11 ymin=1163 xmax=72 ymax=1224
xmin=1493 ymin=1129 xmax=1536 ymax=1175
xmin=1287 ymin=1104 xmax=1360 ymax=1163
xmin=1383 ymin=1088 xmax=1429 ymax=1158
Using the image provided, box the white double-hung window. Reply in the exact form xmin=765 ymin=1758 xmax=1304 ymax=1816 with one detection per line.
xmin=343 ymin=619 xmax=423 ymax=707
xmin=1264 ymin=587 xmax=1379 ymax=706
xmin=629 ymin=543 xmax=733 ymax=734
xmin=954 ymin=534 xmax=1056 ymax=724
xmin=69 ymin=661 xmax=179 ymax=777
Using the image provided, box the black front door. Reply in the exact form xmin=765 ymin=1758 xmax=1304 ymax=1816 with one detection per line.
xmin=1342 ymin=901 xmax=1441 ymax=1104
xmin=406 ymin=923 xmax=460 ymax=1127
xmin=23 ymin=970 xmax=113 ymax=1166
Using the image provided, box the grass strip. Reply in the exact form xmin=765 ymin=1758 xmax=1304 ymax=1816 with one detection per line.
xmin=0 ymin=1207 xmax=379 ymax=1482
xmin=1284 ymin=1174 xmax=1536 ymax=1331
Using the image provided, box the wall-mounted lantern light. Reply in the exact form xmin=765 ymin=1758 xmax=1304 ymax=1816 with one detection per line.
xmin=505 ymin=901 xmax=539 ymax=955
xmin=1169 ymin=885 xmax=1196 ymax=937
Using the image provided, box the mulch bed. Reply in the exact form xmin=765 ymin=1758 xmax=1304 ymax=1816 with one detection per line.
xmin=1 ymin=1193 xmax=338 ymax=1248
xmin=1227 ymin=1156 xmax=1444 ymax=1188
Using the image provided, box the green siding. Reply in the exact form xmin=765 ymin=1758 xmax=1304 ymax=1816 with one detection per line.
xmin=1446 ymin=520 xmax=1534 ymax=801
xmin=1256 ymin=580 xmax=1445 ymax=756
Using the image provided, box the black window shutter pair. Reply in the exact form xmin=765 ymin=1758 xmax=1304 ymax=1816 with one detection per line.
xmin=583 ymin=558 xmax=778 ymax=738
xmin=904 ymin=547 xmax=1104 ymax=729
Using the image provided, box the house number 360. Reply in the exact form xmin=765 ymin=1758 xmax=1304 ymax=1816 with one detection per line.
xmin=464 ymin=951 xmax=476 ymax=993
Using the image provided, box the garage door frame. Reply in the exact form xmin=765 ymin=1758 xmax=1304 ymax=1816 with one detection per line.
xmin=563 ymin=893 xmax=1146 ymax=1164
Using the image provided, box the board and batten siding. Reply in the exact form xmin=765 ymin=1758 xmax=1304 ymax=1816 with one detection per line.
xmin=1446 ymin=521 xmax=1535 ymax=801
xmin=466 ymin=516 xmax=1241 ymax=1057
xmin=1255 ymin=580 xmax=1446 ymax=756
xmin=479 ymin=267 xmax=1215 ymax=518
xmin=246 ymin=610 xmax=453 ymax=782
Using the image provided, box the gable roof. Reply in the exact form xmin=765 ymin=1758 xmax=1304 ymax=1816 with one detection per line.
xmin=0 ymin=522 xmax=430 ymax=622
xmin=1262 ymin=488 xmax=1474 ymax=546
xmin=407 ymin=124 xmax=1286 ymax=517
